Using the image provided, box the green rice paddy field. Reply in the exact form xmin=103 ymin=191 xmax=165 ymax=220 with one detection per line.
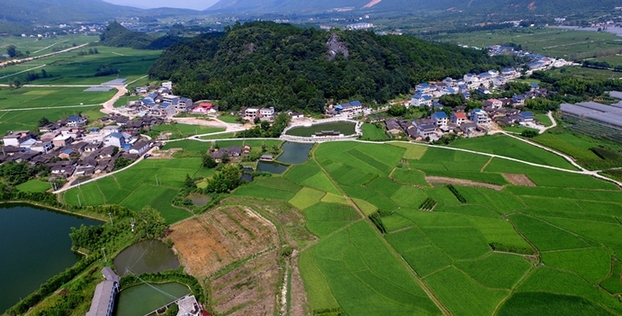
xmin=233 ymin=141 xmax=622 ymax=315
xmin=61 ymin=139 xmax=622 ymax=315
xmin=433 ymin=28 xmax=622 ymax=60
xmin=0 ymin=46 xmax=162 ymax=85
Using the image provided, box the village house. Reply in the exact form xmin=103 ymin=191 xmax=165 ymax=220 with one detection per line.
xmin=192 ymin=103 xmax=216 ymax=114
xmin=30 ymin=141 xmax=53 ymax=153
xmin=512 ymin=94 xmax=526 ymax=106
xmin=103 ymin=133 xmax=126 ymax=148
xmin=49 ymin=161 xmax=76 ymax=178
xmin=483 ymin=99 xmax=503 ymax=110
xmin=385 ymin=118 xmax=402 ymax=135
xmin=518 ymin=111 xmax=534 ymax=123
xmin=469 ymin=109 xmax=492 ymax=125
xmin=244 ymin=108 xmax=259 ymax=119
xmin=66 ymin=115 xmax=87 ymax=127
xmin=412 ymin=119 xmax=437 ymax=139
xmin=129 ymin=140 xmax=151 ymax=155
xmin=3 ymin=131 xmax=32 ymax=147
xmin=52 ymin=135 xmax=73 ymax=147
xmin=259 ymin=107 xmax=275 ymax=120
xmin=451 ymin=112 xmax=467 ymax=125
xmin=431 ymin=112 xmax=449 ymax=127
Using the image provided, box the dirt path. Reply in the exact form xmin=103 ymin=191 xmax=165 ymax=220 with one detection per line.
xmin=426 ymin=176 xmax=505 ymax=190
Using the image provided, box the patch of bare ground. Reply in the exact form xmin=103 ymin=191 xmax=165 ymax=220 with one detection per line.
xmin=170 ymin=197 xmax=314 ymax=315
xmin=150 ymin=148 xmax=181 ymax=159
xmin=169 ymin=205 xmax=279 ymax=279
xmin=425 ymin=176 xmax=504 ymax=191
xmin=210 ymin=250 xmax=280 ymax=316
xmin=503 ymin=173 xmax=536 ymax=186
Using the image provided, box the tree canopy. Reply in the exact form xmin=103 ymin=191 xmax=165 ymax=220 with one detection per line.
xmin=149 ymin=21 xmax=517 ymax=113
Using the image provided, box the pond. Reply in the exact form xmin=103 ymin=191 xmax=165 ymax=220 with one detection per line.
xmin=257 ymin=161 xmax=288 ymax=174
xmin=277 ymin=142 xmax=313 ymax=164
xmin=114 ymin=240 xmax=179 ymax=276
xmin=187 ymin=194 xmax=211 ymax=207
xmin=114 ymin=282 xmax=190 ymax=316
xmin=285 ymin=121 xmax=356 ymax=137
xmin=0 ymin=204 xmax=100 ymax=312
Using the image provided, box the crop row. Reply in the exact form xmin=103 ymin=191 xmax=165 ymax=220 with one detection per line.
xmin=446 ymin=184 xmax=467 ymax=203
xmin=419 ymin=198 xmax=437 ymax=211
xmin=369 ymin=211 xmax=387 ymax=234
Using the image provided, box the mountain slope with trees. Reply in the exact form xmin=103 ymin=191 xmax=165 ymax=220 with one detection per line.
xmin=2 ymin=0 xmax=201 ymax=25
xmin=206 ymin=0 xmax=619 ymax=16
xmin=99 ymin=22 xmax=185 ymax=50
xmin=148 ymin=22 xmax=517 ymax=113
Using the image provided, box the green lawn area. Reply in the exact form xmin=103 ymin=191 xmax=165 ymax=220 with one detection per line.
xmin=534 ymin=113 xmax=552 ymax=126
xmin=16 ymin=179 xmax=51 ymax=192
xmin=218 ymin=114 xmax=240 ymax=123
xmin=360 ymin=123 xmax=389 ymax=141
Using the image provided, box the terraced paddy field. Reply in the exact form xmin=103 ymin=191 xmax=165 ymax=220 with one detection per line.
xmin=233 ymin=140 xmax=622 ymax=315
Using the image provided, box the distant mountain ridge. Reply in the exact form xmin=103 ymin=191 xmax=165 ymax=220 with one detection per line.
xmin=2 ymin=0 xmax=201 ymax=25
xmin=205 ymin=0 xmax=620 ymax=15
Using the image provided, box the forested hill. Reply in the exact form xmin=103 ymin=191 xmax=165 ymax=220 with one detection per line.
xmin=148 ymin=22 xmax=516 ymax=113
xmin=100 ymin=22 xmax=184 ymax=50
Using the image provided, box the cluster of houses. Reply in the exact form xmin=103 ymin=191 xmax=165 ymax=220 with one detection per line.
xmin=486 ymin=45 xmax=575 ymax=71
xmin=325 ymin=101 xmax=365 ymax=118
xmin=208 ymin=144 xmax=252 ymax=163
xmin=409 ymin=69 xmax=522 ymax=107
xmin=0 ymin=114 xmax=160 ymax=181
xmin=127 ymin=82 xmax=221 ymax=118
xmin=385 ymin=101 xmax=536 ymax=141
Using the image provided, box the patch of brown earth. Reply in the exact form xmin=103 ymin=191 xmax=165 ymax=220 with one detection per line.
xmin=210 ymin=251 xmax=280 ymax=316
xmin=425 ymin=176 xmax=504 ymax=191
xmin=503 ymin=174 xmax=536 ymax=186
xmin=169 ymin=206 xmax=278 ymax=279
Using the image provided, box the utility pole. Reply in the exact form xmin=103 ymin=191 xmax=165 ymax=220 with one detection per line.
xmin=102 ymin=247 xmax=107 ymax=262
xmin=77 ymin=194 xmax=81 ymax=207
xmin=108 ymin=212 xmax=113 ymax=226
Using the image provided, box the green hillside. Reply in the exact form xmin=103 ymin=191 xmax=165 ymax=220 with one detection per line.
xmin=148 ymin=21 xmax=516 ymax=112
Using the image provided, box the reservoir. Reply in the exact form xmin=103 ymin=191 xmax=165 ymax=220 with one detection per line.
xmin=277 ymin=142 xmax=313 ymax=164
xmin=285 ymin=121 xmax=356 ymax=137
xmin=114 ymin=240 xmax=180 ymax=276
xmin=114 ymin=282 xmax=190 ymax=316
xmin=0 ymin=204 xmax=100 ymax=312
xmin=257 ymin=161 xmax=288 ymax=174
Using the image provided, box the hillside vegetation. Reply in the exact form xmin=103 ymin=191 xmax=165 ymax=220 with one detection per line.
xmin=206 ymin=0 xmax=620 ymax=16
xmin=99 ymin=22 xmax=184 ymax=50
xmin=149 ymin=22 xmax=516 ymax=112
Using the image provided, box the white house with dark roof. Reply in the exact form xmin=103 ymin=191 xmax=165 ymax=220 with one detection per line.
xmin=104 ymin=133 xmax=125 ymax=148
xmin=129 ymin=140 xmax=151 ymax=155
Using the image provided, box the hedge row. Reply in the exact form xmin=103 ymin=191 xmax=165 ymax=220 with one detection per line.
xmin=369 ymin=211 xmax=387 ymax=234
xmin=446 ymin=184 xmax=467 ymax=203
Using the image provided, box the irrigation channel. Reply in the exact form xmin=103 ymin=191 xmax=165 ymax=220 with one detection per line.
xmin=0 ymin=204 xmax=100 ymax=312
